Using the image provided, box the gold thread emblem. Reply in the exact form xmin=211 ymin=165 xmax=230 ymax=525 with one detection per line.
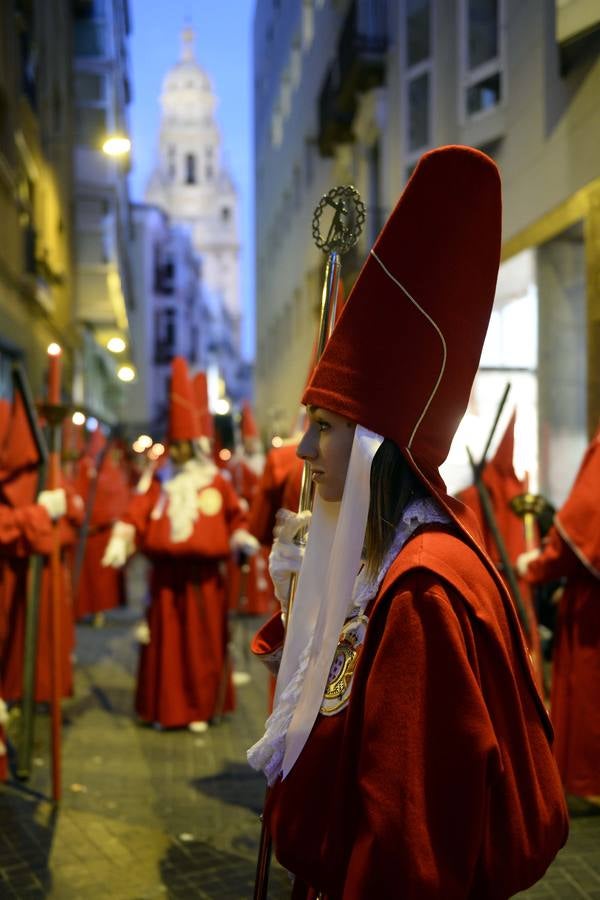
xmin=197 ymin=486 xmax=223 ymax=516
xmin=320 ymin=615 xmax=368 ymax=717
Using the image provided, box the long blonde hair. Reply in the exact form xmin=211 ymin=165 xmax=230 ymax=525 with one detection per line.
xmin=364 ymin=439 xmax=426 ymax=579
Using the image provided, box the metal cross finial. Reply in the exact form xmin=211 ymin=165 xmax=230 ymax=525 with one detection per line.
xmin=312 ymin=185 xmax=365 ymax=255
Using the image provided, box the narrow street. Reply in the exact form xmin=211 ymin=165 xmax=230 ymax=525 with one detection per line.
xmin=0 ymin=560 xmax=599 ymax=899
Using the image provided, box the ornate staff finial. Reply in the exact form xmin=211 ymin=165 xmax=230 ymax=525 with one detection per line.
xmin=312 ymin=185 xmax=365 ymax=255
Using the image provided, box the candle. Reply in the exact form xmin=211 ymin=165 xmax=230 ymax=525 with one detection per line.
xmin=47 ymin=343 xmax=62 ymax=405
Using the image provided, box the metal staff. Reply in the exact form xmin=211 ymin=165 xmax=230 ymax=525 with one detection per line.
xmin=253 ymin=186 xmax=365 ymax=900
xmin=11 ymin=363 xmax=49 ymax=780
xmin=38 ymin=343 xmax=69 ymax=803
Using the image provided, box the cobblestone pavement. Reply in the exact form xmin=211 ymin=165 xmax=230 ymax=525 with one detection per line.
xmin=0 ymin=558 xmax=599 ymax=899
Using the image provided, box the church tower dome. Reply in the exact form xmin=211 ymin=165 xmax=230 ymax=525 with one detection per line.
xmin=145 ymin=25 xmax=241 ymax=352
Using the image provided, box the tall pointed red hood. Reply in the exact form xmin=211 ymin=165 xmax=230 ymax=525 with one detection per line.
xmin=554 ymin=427 xmax=600 ymax=577
xmin=192 ymin=371 xmax=215 ymax=440
xmin=303 ymin=145 xmax=502 ymax=474
xmin=0 ymin=389 xmax=43 ymax=506
xmin=169 ymin=357 xmax=201 ymax=442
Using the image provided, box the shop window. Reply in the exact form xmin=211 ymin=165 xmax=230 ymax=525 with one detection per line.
xmin=403 ymin=0 xmax=432 ymax=163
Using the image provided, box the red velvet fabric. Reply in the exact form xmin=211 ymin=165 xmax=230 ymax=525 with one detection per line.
xmin=257 ymin=528 xmax=568 ymax=898
xmin=241 ymin=402 xmax=259 ymax=439
xmin=169 ymin=357 xmax=201 ymax=442
xmin=1 ymin=482 xmax=83 ymax=704
xmin=74 ymin=450 xmax=131 ymax=618
xmin=456 ymin=413 xmax=543 ymax=689
xmin=526 ymin=528 xmax=600 ymax=795
xmin=125 ymin=472 xmax=246 ymax=726
xmin=248 ymin=442 xmax=302 ymax=545
xmin=303 ymin=147 xmax=502 ymax=472
xmin=192 ymin=371 xmax=215 ymax=440
xmin=554 ymin=427 xmax=600 ymax=577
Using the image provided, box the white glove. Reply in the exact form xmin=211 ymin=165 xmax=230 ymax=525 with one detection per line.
xmin=37 ymin=488 xmax=67 ymax=520
xmin=101 ymin=521 xmax=136 ymax=568
xmin=0 ymin=697 xmax=8 ymax=727
xmin=516 ymin=548 xmax=541 ymax=578
xmin=230 ymin=528 xmax=260 ymax=561
xmin=133 ymin=621 xmax=151 ymax=645
xmin=269 ymin=509 xmax=312 ymax=610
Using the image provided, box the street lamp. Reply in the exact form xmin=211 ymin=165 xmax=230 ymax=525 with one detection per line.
xmin=106 ymin=336 xmax=127 ymax=353
xmin=102 ymin=135 xmax=131 ymax=157
xmin=117 ymin=364 xmax=135 ymax=383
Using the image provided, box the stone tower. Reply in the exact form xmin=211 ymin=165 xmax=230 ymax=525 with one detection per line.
xmin=145 ymin=26 xmax=241 ymax=350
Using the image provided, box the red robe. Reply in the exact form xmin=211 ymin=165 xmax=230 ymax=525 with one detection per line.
xmin=254 ymin=526 xmax=568 ymax=898
xmin=523 ymin=428 xmax=600 ymax=796
xmin=227 ymin=454 xmax=274 ymax=615
xmin=73 ymin=451 xmax=130 ymax=618
xmin=457 ymin=415 xmax=543 ymax=689
xmin=1 ymin=487 xmax=83 ymax=703
xmin=0 ymin=502 xmax=53 ymax=780
xmin=125 ymin=469 xmax=247 ymax=727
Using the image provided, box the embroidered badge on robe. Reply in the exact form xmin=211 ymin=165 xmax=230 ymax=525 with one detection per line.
xmin=197 ymin=486 xmax=223 ymax=516
xmin=320 ymin=615 xmax=368 ymax=716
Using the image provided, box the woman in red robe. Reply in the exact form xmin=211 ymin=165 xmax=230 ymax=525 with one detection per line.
xmin=518 ymin=428 xmax=600 ymax=811
xmin=103 ymin=358 xmax=258 ymax=729
xmin=0 ymin=391 xmax=83 ymax=705
xmin=248 ymin=146 xmax=568 ymax=898
xmin=73 ymin=432 xmax=130 ymax=620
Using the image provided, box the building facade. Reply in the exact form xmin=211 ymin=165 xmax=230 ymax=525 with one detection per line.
xmin=72 ymin=0 xmax=134 ymax=424
xmin=254 ymin=0 xmax=600 ymax=504
xmin=0 ymin=0 xmax=76 ymax=397
xmin=145 ymin=27 xmax=243 ymax=365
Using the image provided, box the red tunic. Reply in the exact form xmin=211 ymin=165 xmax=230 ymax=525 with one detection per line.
xmin=526 ymin=527 xmax=600 ymax=795
xmin=73 ymin=451 xmax=130 ymax=618
xmin=125 ymin=470 xmax=247 ymax=727
xmin=1 ymin=485 xmax=83 ymax=703
xmin=457 ymin=421 xmax=543 ymax=689
xmin=255 ymin=527 xmax=568 ymax=898
xmin=227 ymin=454 xmax=275 ymax=615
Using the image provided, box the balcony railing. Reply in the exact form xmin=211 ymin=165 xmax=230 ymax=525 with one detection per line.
xmin=318 ymin=0 xmax=388 ymax=156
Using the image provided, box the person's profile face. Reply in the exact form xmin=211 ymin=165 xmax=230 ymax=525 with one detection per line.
xmin=169 ymin=440 xmax=194 ymax=465
xmin=296 ymin=406 xmax=355 ymax=502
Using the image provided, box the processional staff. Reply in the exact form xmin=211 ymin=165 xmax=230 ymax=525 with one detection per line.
xmin=38 ymin=343 xmax=69 ymax=803
xmin=253 ymin=185 xmax=365 ymax=900
xmin=465 ymin=383 xmax=532 ymax=640
xmin=14 ymin=362 xmax=48 ymax=781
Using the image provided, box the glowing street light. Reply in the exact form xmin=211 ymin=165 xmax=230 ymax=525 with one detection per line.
xmin=215 ymin=398 xmax=231 ymax=415
xmin=102 ymin=135 xmax=131 ymax=157
xmin=117 ymin=365 xmax=135 ymax=383
xmin=107 ymin=336 xmax=127 ymax=353
xmin=72 ymin=411 xmax=86 ymax=426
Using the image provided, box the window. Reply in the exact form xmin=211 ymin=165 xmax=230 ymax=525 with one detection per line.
xmin=75 ymin=105 xmax=107 ymax=147
xmin=74 ymin=21 xmax=107 ymax=57
xmin=459 ymin=0 xmax=504 ymax=120
xmin=221 ymin=207 xmax=231 ymax=222
xmin=154 ymin=244 xmax=175 ymax=294
xmin=406 ymin=0 xmax=431 ymax=67
xmin=205 ymin=164 xmax=213 ymax=180
xmin=185 ymin=153 xmax=196 ymax=184
xmin=407 ymin=72 xmax=430 ymax=151
xmin=167 ymin=145 xmax=176 ymax=178
xmin=74 ymin=72 xmax=105 ymax=103
xmin=74 ymin=70 xmax=108 ymax=148
xmin=155 ymin=308 xmax=177 ymax=363
xmin=403 ymin=0 xmax=432 ymax=164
